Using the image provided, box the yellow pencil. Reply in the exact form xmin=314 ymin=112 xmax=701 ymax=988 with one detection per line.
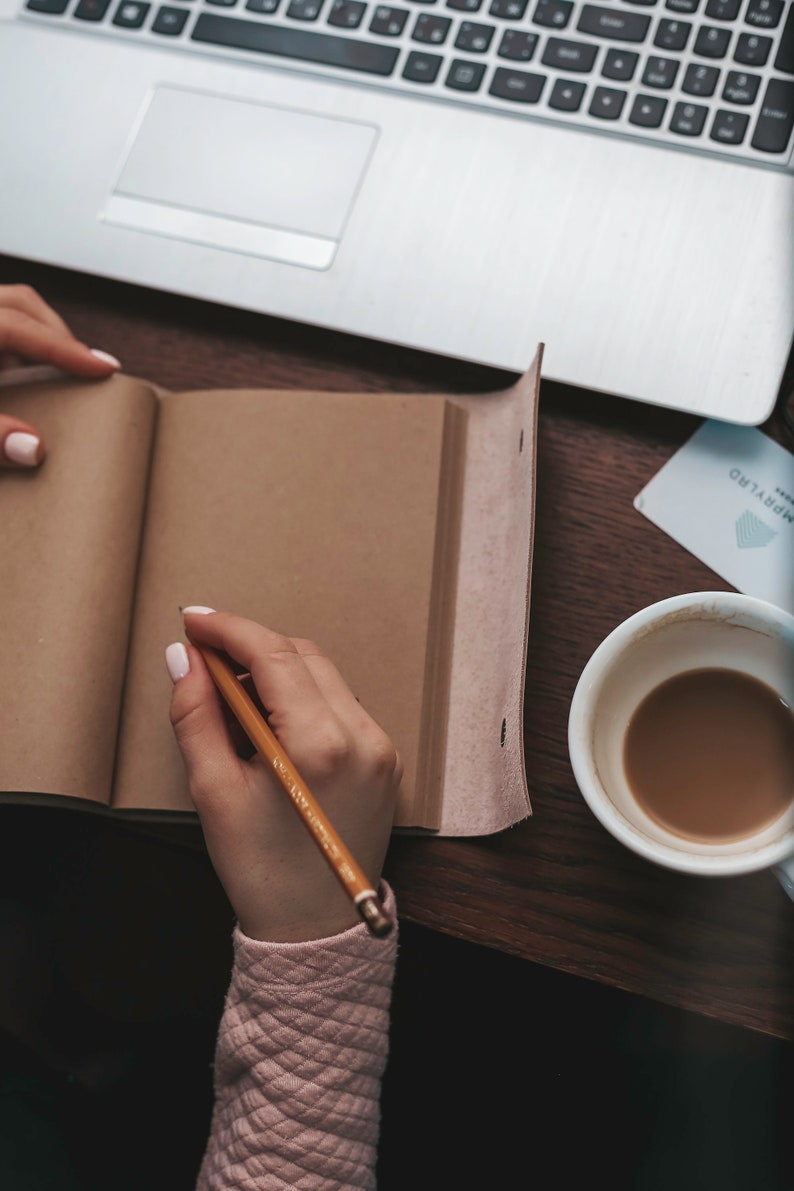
xmin=189 ymin=636 xmax=393 ymax=939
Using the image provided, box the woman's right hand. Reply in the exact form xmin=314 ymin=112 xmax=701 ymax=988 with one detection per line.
xmin=167 ymin=609 xmax=402 ymax=943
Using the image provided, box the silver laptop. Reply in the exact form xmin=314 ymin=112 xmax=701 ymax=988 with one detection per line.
xmin=1 ymin=0 xmax=792 ymax=423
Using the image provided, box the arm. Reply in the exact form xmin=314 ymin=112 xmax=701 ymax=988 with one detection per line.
xmin=167 ymin=610 xmax=401 ymax=1190
xmin=197 ymin=888 xmax=397 ymax=1191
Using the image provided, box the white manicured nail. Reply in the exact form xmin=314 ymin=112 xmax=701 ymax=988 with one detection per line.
xmin=182 ymin=605 xmax=216 ymax=615
xmin=4 ymin=431 xmax=41 ymax=467
xmin=90 ymin=349 xmax=122 ymax=369
xmin=165 ymin=642 xmax=190 ymax=683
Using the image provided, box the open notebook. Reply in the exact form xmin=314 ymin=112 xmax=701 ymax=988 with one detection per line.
xmin=0 ymin=353 xmax=540 ymax=837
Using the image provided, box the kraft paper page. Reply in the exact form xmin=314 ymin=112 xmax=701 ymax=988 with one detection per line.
xmin=111 ymin=387 xmax=464 ymax=829
xmin=0 ymin=376 xmax=157 ymax=803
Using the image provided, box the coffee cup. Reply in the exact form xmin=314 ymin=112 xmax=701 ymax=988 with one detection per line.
xmin=567 ymin=592 xmax=794 ymax=900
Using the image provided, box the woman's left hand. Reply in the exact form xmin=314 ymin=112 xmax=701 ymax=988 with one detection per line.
xmin=0 ymin=284 xmax=120 ymax=468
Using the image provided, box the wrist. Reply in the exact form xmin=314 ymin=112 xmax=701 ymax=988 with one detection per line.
xmin=237 ymin=882 xmax=393 ymax=945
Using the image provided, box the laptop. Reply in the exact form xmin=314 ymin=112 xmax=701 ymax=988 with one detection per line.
xmin=0 ymin=0 xmax=792 ymax=424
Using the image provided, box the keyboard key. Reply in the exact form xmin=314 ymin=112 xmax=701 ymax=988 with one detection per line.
xmin=710 ymin=108 xmax=749 ymax=142
xmin=286 ymin=0 xmax=323 ymax=18
xmin=577 ymin=4 xmax=651 ymax=41
xmin=489 ymin=65 xmax=546 ymax=101
xmin=454 ymin=20 xmax=494 ymax=49
xmin=774 ymin=4 xmax=794 ymax=72
xmin=489 ymin=0 xmax=527 ymax=15
xmin=733 ymin=31 xmax=771 ymax=64
xmin=665 ymin=0 xmax=698 ymax=10
xmin=722 ymin=69 xmax=760 ymax=103
xmin=113 ymin=0 xmax=150 ymax=24
xmin=602 ymin=48 xmax=638 ymax=80
xmin=191 ymin=12 xmax=400 ymax=72
xmin=497 ymin=28 xmax=538 ymax=58
xmin=641 ymin=55 xmax=679 ymax=86
xmin=751 ymin=77 xmax=794 ymax=151
xmin=541 ymin=36 xmax=597 ymax=70
xmin=369 ymin=4 xmax=407 ymax=32
xmin=26 ymin=0 xmax=69 ymax=11
xmin=653 ymin=18 xmax=690 ymax=49
xmin=445 ymin=58 xmax=486 ymax=88
xmin=205 ymin=0 xmax=237 ymax=6
xmin=682 ymin=60 xmax=719 ymax=92
xmin=74 ymin=0 xmax=111 ymax=18
xmin=152 ymin=2 xmax=189 ymax=27
xmin=327 ymin=0 xmax=366 ymax=25
xmin=447 ymin=0 xmax=482 ymax=9
xmin=548 ymin=77 xmax=586 ymax=109
xmin=532 ymin=0 xmax=572 ymax=28
xmin=704 ymin=0 xmax=739 ymax=18
xmin=629 ymin=93 xmax=668 ymax=125
xmin=246 ymin=0 xmax=280 ymax=11
xmin=589 ymin=84 xmax=626 ymax=118
xmin=623 ymin=0 xmax=657 ymax=6
xmin=744 ymin=0 xmax=783 ymax=30
xmin=693 ymin=24 xmax=731 ymax=55
xmin=670 ymin=99 xmax=708 ymax=133
xmin=402 ymin=48 xmax=442 ymax=77
xmin=412 ymin=12 xmax=451 ymax=40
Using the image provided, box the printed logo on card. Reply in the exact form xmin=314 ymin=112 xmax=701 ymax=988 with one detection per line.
xmin=735 ymin=510 xmax=777 ymax=549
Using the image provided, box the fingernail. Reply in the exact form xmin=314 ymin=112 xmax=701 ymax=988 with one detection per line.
xmin=90 ymin=349 xmax=122 ymax=369
xmin=182 ymin=605 xmax=216 ymax=615
xmin=165 ymin=642 xmax=190 ymax=683
xmin=4 ymin=431 xmax=41 ymax=467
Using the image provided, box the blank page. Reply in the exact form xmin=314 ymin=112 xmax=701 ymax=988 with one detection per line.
xmin=0 ymin=376 xmax=156 ymax=802
xmin=112 ymin=388 xmax=466 ymax=828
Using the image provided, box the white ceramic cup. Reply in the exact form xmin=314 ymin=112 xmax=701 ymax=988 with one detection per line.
xmin=568 ymin=592 xmax=794 ymax=900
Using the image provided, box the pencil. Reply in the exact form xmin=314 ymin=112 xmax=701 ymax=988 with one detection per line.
xmin=188 ymin=636 xmax=394 ymax=939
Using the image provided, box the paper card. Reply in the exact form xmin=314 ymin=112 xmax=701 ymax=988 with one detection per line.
xmin=634 ymin=421 xmax=794 ymax=615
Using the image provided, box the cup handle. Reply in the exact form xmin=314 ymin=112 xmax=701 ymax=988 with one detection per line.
xmin=773 ymin=859 xmax=794 ymax=902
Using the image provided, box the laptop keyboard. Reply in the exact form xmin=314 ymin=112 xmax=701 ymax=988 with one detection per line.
xmin=21 ymin=0 xmax=794 ymax=166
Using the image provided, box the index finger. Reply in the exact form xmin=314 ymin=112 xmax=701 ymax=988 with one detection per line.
xmin=0 ymin=311 xmax=118 ymax=377
xmin=182 ymin=610 xmax=335 ymax=739
xmin=0 ymin=284 xmax=72 ymax=336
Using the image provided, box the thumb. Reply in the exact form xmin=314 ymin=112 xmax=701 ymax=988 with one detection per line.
xmin=166 ymin=641 xmax=245 ymax=812
xmin=1 ymin=415 xmax=44 ymax=468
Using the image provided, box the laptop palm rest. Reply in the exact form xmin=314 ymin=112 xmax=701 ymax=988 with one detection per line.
xmin=102 ymin=86 xmax=378 ymax=270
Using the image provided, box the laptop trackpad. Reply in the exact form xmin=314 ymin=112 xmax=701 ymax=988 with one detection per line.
xmin=103 ymin=86 xmax=378 ymax=270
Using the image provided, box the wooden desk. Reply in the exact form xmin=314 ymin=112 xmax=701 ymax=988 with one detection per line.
xmin=3 ymin=254 xmax=793 ymax=1043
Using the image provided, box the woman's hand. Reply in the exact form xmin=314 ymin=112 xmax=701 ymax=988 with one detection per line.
xmin=167 ymin=609 xmax=401 ymax=943
xmin=0 ymin=284 xmax=120 ymax=468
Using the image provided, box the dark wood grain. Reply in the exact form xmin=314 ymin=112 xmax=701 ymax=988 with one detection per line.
xmin=3 ymin=255 xmax=793 ymax=1040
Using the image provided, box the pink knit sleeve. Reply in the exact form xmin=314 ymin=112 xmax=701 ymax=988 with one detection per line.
xmin=196 ymin=884 xmax=397 ymax=1191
